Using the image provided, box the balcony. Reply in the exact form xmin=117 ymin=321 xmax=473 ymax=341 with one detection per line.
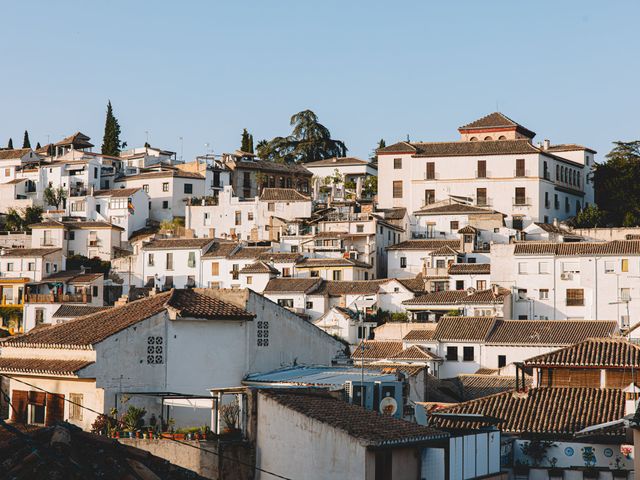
xmin=26 ymin=293 xmax=92 ymax=304
xmin=514 ymin=169 xmax=530 ymax=178
xmin=423 ymin=172 xmax=440 ymax=181
xmin=425 ymin=267 xmax=449 ymax=277
xmin=70 ymin=188 xmax=88 ymax=197
xmin=88 ymin=239 xmax=100 ymax=247
xmin=513 ymin=197 xmax=532 ymax=206
xmin=40 ymin=238 xmax=56 ymax=247
xmin=475 ymin=170 xmax=491 ymax=179
xmin=475 ymin=197 xmax=493 ymax=207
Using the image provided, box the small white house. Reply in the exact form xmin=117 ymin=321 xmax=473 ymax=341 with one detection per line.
xmin=94 ymin=188 xmax=150 ymax=241
xmin=141 ymin=238 xmax=214 ymax=289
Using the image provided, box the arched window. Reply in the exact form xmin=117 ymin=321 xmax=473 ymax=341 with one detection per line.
xmin=483 ymin=136 xmax=493 ymax=141
xmin=498 ymin=135 xmax=507 ymax=140
xmin=470 ymin=137 xmax=478 ymax=141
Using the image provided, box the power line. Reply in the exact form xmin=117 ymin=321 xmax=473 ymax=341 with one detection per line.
xmin=1 ymin=374 xmax=294 ymax=480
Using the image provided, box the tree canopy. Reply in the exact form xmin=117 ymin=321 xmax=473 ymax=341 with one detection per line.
xmin=2 ymin=206 xmax=43 ymax=232
xmin=591 ymin=141 xmax=640 ymax=226
xmin=101 ymin=100 xmax=125 ymax=156
xmin=256 ymin=110 xmax=347 ymax=163
xmin=44 ymin=185 xmax=67 ymax=209
xmin=240 ymin=128 xmax=254 ymax=153
xmin=22 ymin=130 xmax=31 ymax=148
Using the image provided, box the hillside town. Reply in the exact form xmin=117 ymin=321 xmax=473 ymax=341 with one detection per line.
xmin=1 ymin=108 xmax=640 ymax=480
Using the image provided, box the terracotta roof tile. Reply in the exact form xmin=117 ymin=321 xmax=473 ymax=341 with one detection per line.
xmin=315 ymin=279 xmax=390 ymax=296
xmin=430 ymin=245 xmax=460 ymax=256
xmin=202 ymin=241 xmax=239 ymax=258
xmin=387 ymin=240 xmax=461 ymax=251
xmin=402 ymin=289 xmax=508 ymax=306
xmin=259 ymin=188 xmax=310 ymax=201
xmin=455 ymin=374 xmax=532 ymax=401
xmin=547 ymin=143 xmax=596 ymax=154
xmin=0 ymin=358 xmax=93 ymax=376
xmin=232 ymin=158 xmax=312 ymax=176
xmin=295 ymin=257 xmax=372 ymax=269
xmin=403 ymin=328 xmax=438 ymax=341
xmin=118 ymin=169 xmax=204 ymax=181
xmin=448 ymin=263 xmax=491 ymax=275
xmin=524 ymin=338 xmax=639 ymax=367
xmin=415 ymin=203 xmax=499 ymax=215
xmin=94 ymin=188 xmax=142 ymax=197
xmin=143 ymin=238 xmax=213 ymax=250
xmin=238 ymin=261 xmax=279 ymax=274
xmin=166 ymin=289 xmax=254 ymax=320
xmin=428 ymin=387 xmax=624 ymax=437
xmin=52 ymin=305 xmax=111 ymax=318
xmin=257 ymin=252 xmax=303 ymax=263
xmin=262 ymin=389 xmax=446 ymax=446
xmin=304 ymin=156 xmax=371 ymax=167
xmin=460 ymin=112 xmax=526 ymax=130
xmin=486 ymin=320 xmax=618 ymax=345
xmin=379 ymin=208 xmax=407 ymax=220
xmin=264 ymin=277 xmax=323 ymax=293
xmin=379 ymin=139 xmax=540 ymax=158
xmin=0 ymin=148 xmax=33 ymax=160
xmin=2 ymin=248 xmax=60 ymax=257
xmin=389 ymin=345 xmax=441 ymax=361
xmin=352 ymin=341 xmax=404 ymax=360
xmin=513 ymin=240 xmax=640 ymax=256
xmin=228 ymin=246 xmax=272 ymax=259
xmin=397 ymin=276 xmax=426 ymax=293
xmin=432 ymin=316 xmax=497 ymax=342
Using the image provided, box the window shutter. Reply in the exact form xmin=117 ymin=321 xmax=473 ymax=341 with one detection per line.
xmin=11 ymin=390 xmax=28 ymax=423
xmin=45 ymin=393 xmax=65 ymax=426
xmin=211 ymin=262 xmax=219 ymax=276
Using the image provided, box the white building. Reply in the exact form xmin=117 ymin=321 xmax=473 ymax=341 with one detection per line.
xmin=93 ymin=188 xmax=150 ymax=241
xmin=0 ymin=148 xmax=42 ymax=213
xmin=377 ymin=112 xmax=595 ymax=230
xmin=0 ymin=248 xmax=64 ymax=282
xmin=114 ymin=167 xmax=205 ymax=221
xmin=491 ymin=240 xmax=640 ymax=326
xmin=304 ymin=156 xmax=377 ymax=201
xmin=185 ymin=186 xmax=312 ymax=242
xmin=0 ymin=288 xmax=344 ymax=430
xmin=386 ymin=239 xmax=462 ymax=279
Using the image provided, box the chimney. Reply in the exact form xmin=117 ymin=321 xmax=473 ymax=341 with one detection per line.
xmin=543 ymin=139 xmax=550 ymax=151
xmin=114 ymin=294 xmax=129 ymax=307
xmin=553 ymin=218 xmax=559 ymax=227
xmin=492 ymin=284 xmax=500 ymax=295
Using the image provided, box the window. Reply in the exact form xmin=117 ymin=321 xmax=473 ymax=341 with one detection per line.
xmin=183 ymin=183 xmax=193 ymax=194
xmin=498 ymin=355 xmax=507 ymax=368
xmin=400 ymin=257 xmax=407 ymax=268
xmin=515 ymin=159 xmax=525 ymax=177
xmin=282 ymin=267 xmax=291 ymax=277
xmin=143 ymin=184 xmax=149 ymax=193
xmin=562 ymin=262 xmax=580 ymax=273
xmin=257 ymin=321 xmax=269 ymax=347
xmin=162 ymin=182 xmax=169 ymax=192
xmin=248 ymin=212 xmax=254 ymax=221
xmin=290 ymin=246 xmax=298 ymax=253
xmin=246 ymin=276 xmax=252 ymax=285
xmin=146 ymin=336 xmax=164 ymax=364
xmin=232 ymin=264 xmax=240 ymax=280
xmin=278 ymin=299 xmax=294 ymax=308
xmin=92 ymin=285 xmax=98 ymax=297
xmin=27 ymin=262 xmax=35 ymax=271
xmin=512 ymin=217 xmax=523 ymax=230
xmin=450 ymin=221 xmax=459 ymax=231
xmin=162 ymin=201 xmax=169 ymax=209
xmin=539 ymin=262 xmax=550 ymax=274
xmin=164 ymin=275 xmax=174 ymax=289
xmin=446 ymin=346 xmax=458 ymax=361
xmin=35 ymin=309 xmax=45 ymax=325
xmin=566 ymin=289 xmax=584 ymax=306
xmin=235 ymin=211 xmax=242 ymax=225
xmin=514 ymin=187 xmax=526 ymax=205
xmin=476 ymin=188 xmax=487 ymax=206
xmin=358 ymin=326 xmax=367 ymax=340
xmin=166 ymin=252 xmax=173 ymax=270
xmin=565 ymin=197 xmax=570 ymax=212
xmin=305 ymin=301 xmax=313 ymax=309
xmin=96 ymin=204 xmax=101 ymax=214
xmin=6 ymin=262 xmax=13 ymax=271
xmin=554 ymin=194 xmax=559 ymax=209
xmin=622 ymin=259 xmax=629 ymax=272
xmin=476 ymin=280 xmax=486 ymax=290
xmin=211 ymin=262 xmax=219 ymax=276
xmin=518 ymin=262 xmax=528 ymax=274
xmin=543 ymin=161 xmax=549 ymax=179
xmin=392 ymin=181 xmax=403 ymax=198
xmin=268 ymin=202 xmax=275 ymax=212
xmin=188 ymin=251 xmax=196 ymax=268
xmin=69 ymin=393 xmax=83 ymax=421
xmin=393 ymin=158 xmax=402 ymax=169
xmin=333 ymin=270 xmax=342 ymax=281
xmin=517 ymin=288 xmax=528 ymax=301
xmin=356 ymin=224 xmax=364 ymax=233
xmin=621 ymin=288 xmax=631 ymax=302
xmin=544 ymin=192 xmax=550 ymax=209
xmin=426 ymin=162 xmax=435 ymax=180
xmin=605 ymin=261 xmax=615 ymax=273
xmin=310 ymin=270 xmax=319 ymax=277
xmin=71 ymin=201 xmax=85 ymax=212
xmin=477 ymin=160 xmax=486 ymax=178
xmin=456 ymin=280 xmax=464 ymax=290
xmin=463 ymin=346 xmax=474 ymax=362
xmin=539 ymin=289 xmax=549 ymax=300
xmin=424 ymin=189 xmax=435 ymax=205
xmin=436 ymin=259 xmax=446 ymax=269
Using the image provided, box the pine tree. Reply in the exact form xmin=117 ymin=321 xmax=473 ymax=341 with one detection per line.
xmin=241 ymin=128 xmax=254 ymax=153
xmin=101 ymin=100 xmax=123 ymax=157
xmin=23 ymin=130 xmax=31 ymax=148
xmin=7 ymin=138 xmax=13 ymax=149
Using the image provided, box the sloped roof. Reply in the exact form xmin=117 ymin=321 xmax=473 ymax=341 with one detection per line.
xmin=547 ymin=143 xmax=597 ymax=154
xmin=228 ymin=246 xmax=272 ymax=259
xmin=403 ymin=328 xmax=438 ymax=341
xmin=94 ymin=188 xmax=142 ymax=197
xmin=403 ymin=289 xmax=508 ymax=306
xmin=430 ymin=245 xmax=460 ymax=256
xmin=238 ymin=261 xmax=280 ymax=274
xmin=486 ymin=320 xmax=618 ymax=346
xmin=448 ymin=263 xmax=490 ymax=275
xmin=165 ymin=289 xmax=254 ymax=320
xmin=415 ymin=203 xmax=499 ymax=216
xmin=262 ymin=389 xmax=447 ymax=446
xmin=259 ymin=188 xmax=311 ymax=201
xmin=459 ymin=112 xmax=535 ymax=137
xmin=513 ymin=240 xmax=640 ymax=256
xmin=0 ymin=148 xmax=33 ymax=160
xmin=257 ymin=252 xmax=303 ymax=263
xmin=232 ymin=158 xmax=312 ymax=176
xmin=0 ymin=358 xmax=93 ymax=376
xmin=524 ymin=338 xmax=640 ymax=368
xmin=2 ymin=248 xmax=61 ymax=257
xmin=118 ymin=169 xmax=204 ymax=181
xmin=454 ymin=374 xmax=532 ymax=401
xmin=315 ymin=279 xmax=391 ymax=296
xmin=202 ymin=241 xmax=239 ymax=258
xmin=54 ymin=132 xmax=94 ymax=148
xmin=387 ymin=239 xmax=461 ymax=251
xmin=304 ymin=156 xmax=371 ymax=167
xmin=428 ymin=387 xmax=624 ymax=438
xmin=379 ymin=139 xmax=540 ymax=158
xmin=295 ymin=257 xmax=372 ymax=269
xmin=352 ymin=341 xmax=404 ymax=360
xmin=379 ymin=208 xmax=407 ymax=220
xmin=142 ymin=238 xmax=213 ymax=250
xmin=52 ymin=305 xmax=111 ymax=318
xmin=264 ymin=277 xmax=323 ymax=294
xmin=432 ymin=316 xmax=497 ymax=342
xmin=397 ymin=276 xmax=426 ymax=293
xmin=389 ymin=345 xmax=441 ymax=361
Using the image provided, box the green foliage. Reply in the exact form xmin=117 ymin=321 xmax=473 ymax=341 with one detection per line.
xmin=593 ymin=141 xmax=640 ymax=226
xmin=362 ymin=176 xmax=377 ymax=197
xmin=2 ymin=206 xmax=43 ymax=231
xmin=66 ymin=254 xmax=111 ymax=275
xmin=389 ymin=312 xmax=409 ymax=322
xmin=570 ymin=204 xmax=606 ymax=228
xmin=159 ymin=217 xmax=184 ymax=233
xmin=257 ymin=109 xmax=347 ymax=163
xmin=43 ymin=185 xmax=67 ymax=209
xmin=101 ymin=100 xmax=125 ymax=156
xmin=7 ymin=138 xmax=13 ymax=149
xmin=122 ymin=405 xmax=146 ymax=432
xmin=240 ymin=128 xmax=254 ymax=153
xmin=520 ymin=440 xmax=556 ymax=467
xmin=22 ymin=130 xmax=31 ymax=148
xmin=446 ymin=309 xmax=461 ymax=316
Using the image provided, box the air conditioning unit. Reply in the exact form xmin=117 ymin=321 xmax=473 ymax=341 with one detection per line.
xmin=560 ymin=272 xmax=573 ymax=280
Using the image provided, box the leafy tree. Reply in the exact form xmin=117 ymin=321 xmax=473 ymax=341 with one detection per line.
xmin=66 ymin=254 xmax=111 ymax=275
xmin=370 ymin=139 xmax=385 ymax=162
xmin=43 ymin=185 xmax=67 ymax=209
xmin=1 ymin=206 xmax=43 ymax=231
xmin=570 ymin=204 xmax=607 ymax=228
xmin=257 ymin=110 xmax=347 ymax=163
xmin=3 ymin=208 xmax=23 ymax=231
xmin=240 ymin=128 xmax=254 ymax=153
xmin=101 ymin=100 xmax=125 ymax=156
xmin=362 ymin=175 xmax=378 ymax=197
xmin=23 ymin=206 xmax=44 ymax=229
xmin=7 ymin=138 xmax=13 ymax=149
xmin=22 ymin=130 xmax=31 ymax=148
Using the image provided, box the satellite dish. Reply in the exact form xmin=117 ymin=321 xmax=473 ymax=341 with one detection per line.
xmin=379 ymin=397 xmax=398 ymax=416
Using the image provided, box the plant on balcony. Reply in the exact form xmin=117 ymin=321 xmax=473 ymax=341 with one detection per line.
xmin=581 ymin=446 xmax=598 ymax=478
xmin=122 ymin=405 xmax=146 ymax=433
xmin=548 ymin=457 xmax=563 ymax=478
xmin=520 ymin=439 xmax=556 ymax=468
xmin=219 ymin=399 xmax=240 ymax=435
xmin=610 ymin=456 xmax=628 ymax=479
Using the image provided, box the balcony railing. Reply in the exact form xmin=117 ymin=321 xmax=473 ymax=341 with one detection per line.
xmin=40 ymin=238 xmax=56 ymax=246
xmin=513 ymin=197 xmax=532 ymax=206
xmin=475 ymin=170 xmax=491 ymax=179
xmin=26 ymin=293 xmax=92 ymax=304
xmin=514 ymin=169 xmax=530 ymax=177
xmin=423 ymin=172 xmax=439 ymax=180
xmin=425 ymin=267 xmax=449 ymax=277
xmin=88 ymin=239 xmax=100 ymax=247
xmin=70 ymin=188 xmax=88 ymax=197
xmin=476 ymin=198 xmax=492 ymax=207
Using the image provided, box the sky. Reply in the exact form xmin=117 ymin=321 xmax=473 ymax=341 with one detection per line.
xmin=1 ymin=1 xmax=638 ymax=162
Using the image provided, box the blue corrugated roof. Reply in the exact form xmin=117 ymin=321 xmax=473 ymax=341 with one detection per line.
xmin=243 ymin=365 xmax=397 ymax=387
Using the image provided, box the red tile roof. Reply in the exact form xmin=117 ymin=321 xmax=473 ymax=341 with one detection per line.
xmin=402 ymin=288 xmax=509 ymax=306
xmin=228 ymin=246 xmax=272 ymax=259
xmin=304 ymin=156 xmax=371 ymax=167
xmin=387 ymin=240 xmax=461 ymax=251
xmin=264 ymin=277 xmax=323 ymax=293
xmin=486 ymin=320 xmax=618 ymax=345
xmin=259 ymin=188 xmax=310 ymax=202
xmin=455 ymin=374 xmax=532 ymax=401
xmin=94 ymin=188 xmax=142 ymax=197
xmin=513 ymin=240 xmax=640 ymax=256
xmin=2 ymin=248 xmax=61 ymax=257
xmin=403 ymin=328 xmax=437 ymax=341
xmin=428 ymin=387 xmax=624 ymax=438
xmin=262 ymin=389 xmax=447 ymax=446
xmin=389 ymin=345 xmax=441 ymax=361
xmin=238 ymin=261 xmax=280 ymax=274
xmin=166 ymin=289 xmax=254 ymax=320
xmin=524 ymin=338 xmax=640 ymax=368
xmin=448 ymin=263 xmax=491 ymax=275
xmin=352 ymin=341 xmax=404 ymax=360
xmin=0 ymin=357 xmax=93 ymax=376
xmin=295 ymin=257 xmax=372 ymax=269
xmin=143 ymin=238 xmax=213 ymax=250
xmin=432 ymin=316 xmax=497 ymax=342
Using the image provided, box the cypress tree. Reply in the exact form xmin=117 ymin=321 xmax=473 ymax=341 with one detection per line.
xmin=101 ymin=100 xmax=123 ymax=157
xmin=378 ymin=139 xmax=386 ymax=149
xmin=241 ymin=128 xmax=253 ymax=153
xmin=248 ymin=134 xmax=254 ymax=154
xmin=36 ymin=142 xmax=41 ymax=150
xmin=23 ymin=130 xmax=31 ymax=148
xmin=7 ymin=138 xmax=13 ymax=149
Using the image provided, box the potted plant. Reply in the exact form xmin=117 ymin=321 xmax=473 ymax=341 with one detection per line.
xmin=122 ymin=405 xmax=146 ymax=438
xmin=521 ymin=440 xmax=556 ymax=468
xmin=513 ymin=460 xmax=530 ymax=477
xmin=581 ymin=447 xmax=598 ymax=479
xmin=548 ymin=457 xmax=563 ymax=479
xmin=219 ymin=400 xmax=241 ymax=437
xmin=610 ymin=456 xmax=628 ymax=479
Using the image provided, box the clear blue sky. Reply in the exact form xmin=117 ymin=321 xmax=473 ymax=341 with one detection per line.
xmin=1 ymin=1 xmax=638 ymax=162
